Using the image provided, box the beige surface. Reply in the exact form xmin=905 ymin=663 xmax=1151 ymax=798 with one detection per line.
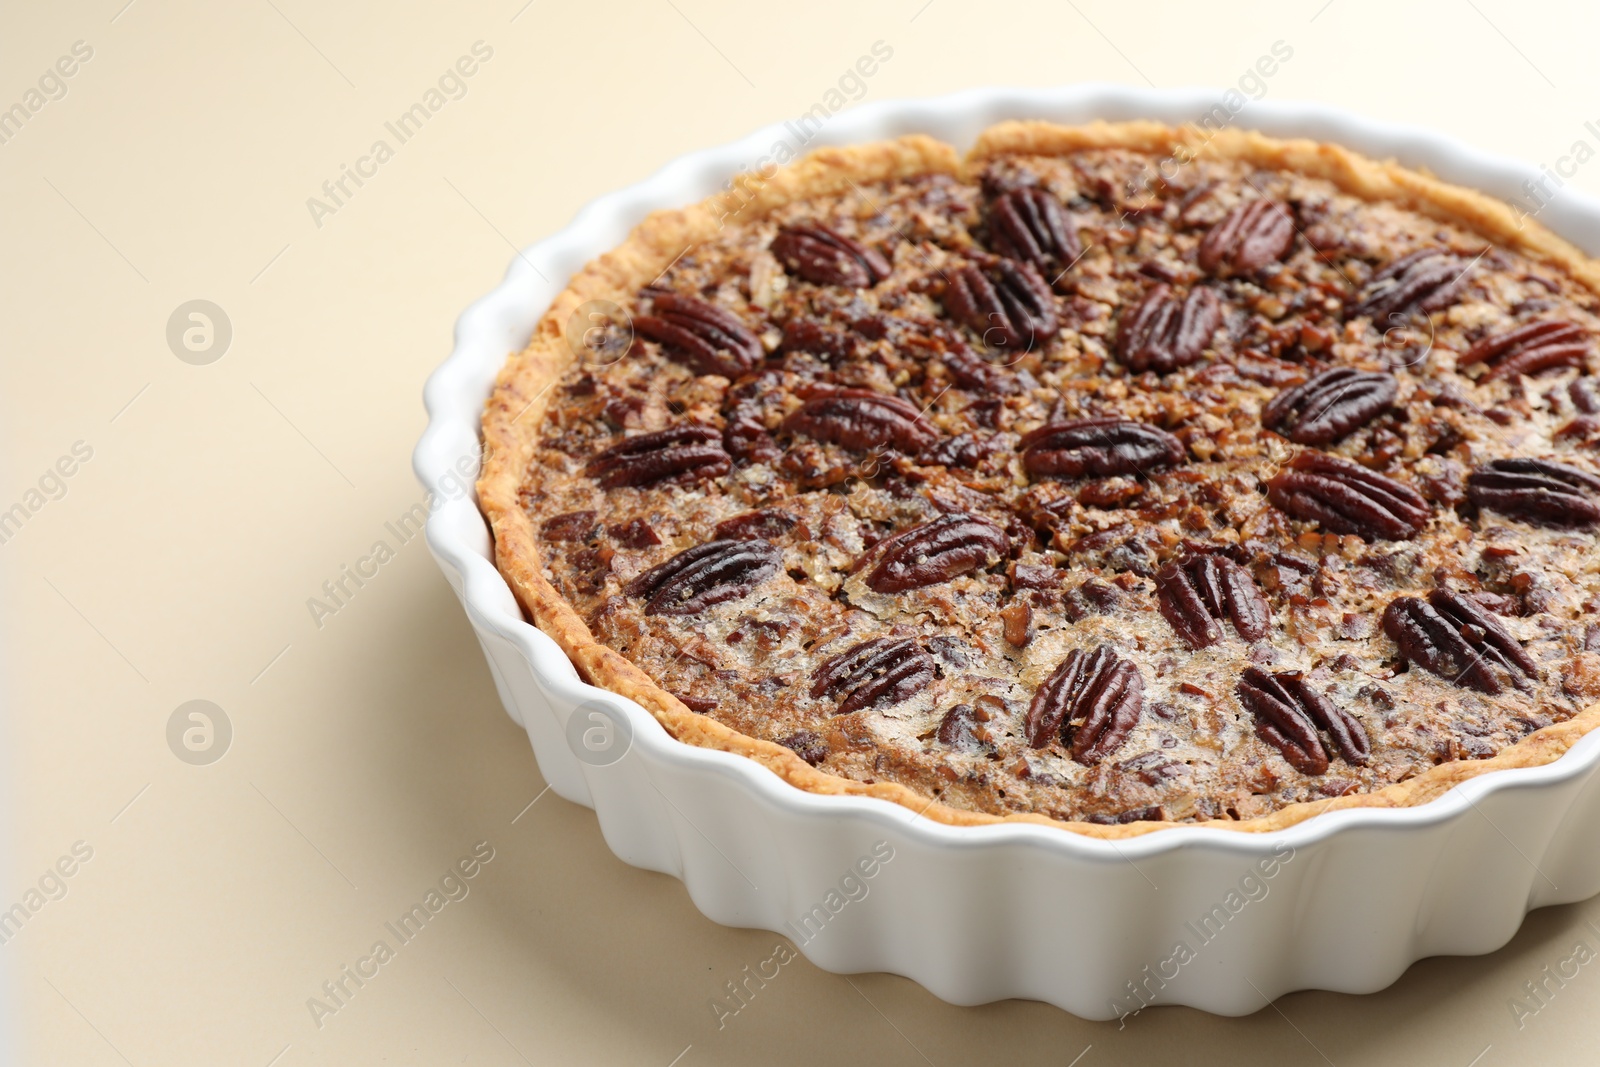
xmin=5 ymin=0 xmax=1600 ymax=1062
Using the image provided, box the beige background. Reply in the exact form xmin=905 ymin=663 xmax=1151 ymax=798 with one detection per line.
xmin=5 ymin=0 xmax=1600 ymax=1063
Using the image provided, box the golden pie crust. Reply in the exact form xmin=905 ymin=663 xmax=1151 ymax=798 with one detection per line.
xmin=478 ymin=121 xmax=1600 ymax=839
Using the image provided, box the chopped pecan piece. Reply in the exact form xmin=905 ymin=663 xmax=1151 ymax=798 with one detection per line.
xmin=1077 ymin=478 xmax=1144 ymax=508
xmin=1382 ymin=588 xmax=1538 ymax=694
xmin=542 ymin=510 xmax=598 ymax=542
xmin=1156 ymin=553 xmax=1271 ymax=648
xmin=1198 ymin=199 xmax=1295 ymax=276
xmin=722 ymin=413 xmax=780 ymax=464
xmin=1564 ymin=378 xmax=1600 ymax=440
xmin=1117 ymin=284 xmax=1222 ymax=373
xmin=1461 ymin=320 xmax=1590 ymax=380
xmin=778 ymin=317 xmax=856 ymax=362
xmin=585 ymin=425 xmax=732 ymax=488
xmin=721 ymin=373 xmax=782 ymax=463
xmin=1556 ymin=414 xmax=1600 ymax=442
xmin=1261 ymin=367 xmax=1398 ymax=445
xmin=1001 ymin=602 xmax=1034 ymax=647
xmin=1237 ymin=667 xmax=1370 ymax=775
xmin=940 ymin=343 xmax=1027 ymax=395
xmin=865 ymin=513 xmax=1008 ymax=593
xmin=988 ymin=187 xmax=1082 ymax=274
xmin=777 ymin=729 xmax=829 ymax=766
xmin=1466 ymin=457 xmax=1600 ymax=528
xmin=934 ymin=704 xmax=992 ymax=751
xmin=1020 ymin=418 xmax=1186 ymax=479
xmin=672 ymin=691 xmax=718 ymax=713
xmin=1266 ymin=452 xmax=1430 ymax=541
xmin=635 ymin=292 xmax=763 ymax=378
xmin=1352 ymin=247 xmax=1471 ymax=323
xmin=1572 ymin=377 xmax=1600 ymax=414
xmin=714 ymin=508 xmax=799 ymax=541
xmin=625 ymin=539 xmax=781 ymax=616
xmin=607 ymin=518 xmax=660 ymax=548
xmin=781 ymin=388 xmax=939 ymax=453
xmin=810 ymin=637 xmax=934 ymax=714
xmin=918 ymin=431 xmax=1006 ymax=469
xmin=771 ymin=223 xmax=890 ymax=289
xmin=943 ymin=259 xmax=1059 ymax=350
xmin=1024 ymin=645 xmax=1144 ymax=764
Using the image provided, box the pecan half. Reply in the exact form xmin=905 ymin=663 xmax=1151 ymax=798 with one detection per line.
xmin=1461 ymin=320 xmax=1590 ymax=381
xmin=1466 ymin=457 xmax=1600 ymax=527
xmin=988 ymin=187 xmax=1082 ymax=273
xmin=1237 ymin=667 xmax=1369 ymax=776
xmin=585 ymin=425 xmax=732 ymax=488
xmin=810 ymin=637 xmax=934 ymax=714
xmin=771 ymin=223 xmax=891 ymax=289
xmin=1024 ymin=645 xmax=1144 ymax=764
xmin=781 ymin=388 xmax=939 ymax=453
xmin=1261 ymin=367 xmax=1398 ymax=445
xmin=1117 ymin=284 xmax=1222 ymax=374
xmin=1198 ymin=199 xmax=1295 ymax=277
xmin=1266 ymin=452 xmax=1430 ymax=541
xmin=634 ymin=293 xmax=763 ymax=378
xmin=1352 ymin=247 xmax=1470 ymax=322
xmin=625 ymin=539 xmax=781 ymax=615
xmin=865 ymin=513 xmax=1008 ymax=593
xmin=1155 ymin=553 xmax=1271 ymax=648
xmin=1020 ymin=418 xmax=1186 ymax=479
xmin=943 ymin=259 xmax=1059 ymax=350
xmin=1382 ymin=588 xmax=1538 ymax=694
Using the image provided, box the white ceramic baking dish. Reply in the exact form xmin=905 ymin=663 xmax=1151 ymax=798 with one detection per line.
xmin=414 ymin=85 xmax=1600 ymax=1018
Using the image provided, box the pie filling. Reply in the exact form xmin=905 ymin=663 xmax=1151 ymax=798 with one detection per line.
xmin=507 ymin=143 xmax=1600 ymax=825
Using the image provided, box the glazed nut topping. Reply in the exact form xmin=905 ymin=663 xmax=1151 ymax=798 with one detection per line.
xmin=781 ymin=388 xmax=938 ymax=453
xmin=1019 ymin=418 xmax=1186 ymax=478
xmin=1025 ymin=645 xmax=1145 ymax=764
xmin=942 ymin=259 xmax=1058 ymax=350
xmin=508 ymin=138 xmax=1600 ymax=827
xmin=771 ymin=223 xmax=891 ymax=289
xmin=811 ymin=637 xmax=936 ymax=714
xmin=1237 ymin=667 xmax=1370 ymax=776
xmin=864 ymin=513 xmax=1009 ymax=593
xmin=624 ymin=539 xmax=781 ymax=616
xmin=634 ymin=292 xmax=762 ymax=378
xmin=1266 ymin=452 xmax=1431 ymax=541
xmin=1461 ymin=320 xmax=1590 ymax=381
xmin=1382 ymin=589 xmax=1539 ymax=695
xmin=1116 ymin=283 xmax=1222 ymax=373
xmin=988 ymin=186 xmax=1083 ymax=271
xmin=1352 ymin=247 xmax=1472 ymax=322
xmin=1466 ymin=457 xmax=1600 ymax=527
xmin=1261 ymin=367 xmax=1398 ymax=446
xmin=1197 ymin=198 xmax=1296 ymax=277
xmin=586 ymin=425 xmax=731 ymax=489
xmin=1155 ymin=552 xmax=1270 ymax=649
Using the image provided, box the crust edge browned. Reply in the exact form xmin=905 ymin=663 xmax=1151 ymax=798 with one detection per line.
xmin=478 ymin=121 xmax=1600 ymax=840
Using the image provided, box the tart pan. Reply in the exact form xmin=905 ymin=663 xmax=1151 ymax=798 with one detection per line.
xmin=415 ymin=85 xmax=1600 ymax=1017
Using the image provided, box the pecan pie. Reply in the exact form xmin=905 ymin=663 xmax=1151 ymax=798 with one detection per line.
xmin=479 ymin=121 xmax=1600 ymax=837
